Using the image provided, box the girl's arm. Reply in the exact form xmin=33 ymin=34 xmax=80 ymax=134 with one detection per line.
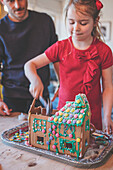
xmin=24 ymin=53 xmax=51 ymax=99
xmin=102 ymin=66 xmax=113 ymax=134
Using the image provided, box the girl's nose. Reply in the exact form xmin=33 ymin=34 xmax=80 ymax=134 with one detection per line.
xmin=73 ymin=22 xmax=80 ymax=31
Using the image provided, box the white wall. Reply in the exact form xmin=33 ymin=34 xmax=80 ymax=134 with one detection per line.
xmin=100 ymin=0 xmax=113 ymax=51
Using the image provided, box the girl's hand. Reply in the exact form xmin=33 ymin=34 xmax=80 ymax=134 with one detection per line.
xmin=29 ymin=78 xmax=44 ymax=99
xmin=103 ymin=116 xmax=113 ymax=134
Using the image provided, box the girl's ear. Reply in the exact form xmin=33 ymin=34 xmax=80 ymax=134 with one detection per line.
xmin=94 ymin=16 xmax=100 ymax=27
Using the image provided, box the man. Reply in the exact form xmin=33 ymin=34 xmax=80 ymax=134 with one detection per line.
xmin=0 ymin=0 xmax=58 ymax=115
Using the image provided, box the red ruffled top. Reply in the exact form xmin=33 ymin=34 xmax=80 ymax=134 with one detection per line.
xmin=45 ymin=36 xmax=112 ymax=129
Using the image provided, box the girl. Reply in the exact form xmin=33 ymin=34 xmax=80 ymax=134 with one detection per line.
xmin=24 ymin=0 xmax=113 ymax=133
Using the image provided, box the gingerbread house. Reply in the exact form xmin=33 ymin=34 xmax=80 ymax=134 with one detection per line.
xmin=28 ymin=94 xmax=91 ymax=159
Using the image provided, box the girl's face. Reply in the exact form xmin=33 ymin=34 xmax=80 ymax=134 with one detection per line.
xmin=67 ymin=4 xmax=95 ymax=42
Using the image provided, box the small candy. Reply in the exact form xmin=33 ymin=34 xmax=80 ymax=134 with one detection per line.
xmin=52 ymin=125 xmax=56 ymax=129
xmin=63 ymin=119 xmax=67 ymax=123
xmin=56 ymin=133 xmax=59 ymax=137
xmin=76 ymin=120 xmax=81 ymax=124
xmin=50 ymin=136 xmax=53 ymax=140
xmin=67 ymin=103 xmax=71 ymax=107
xmin=66 ymin=108 xmax=70 ymax=112
xmin=76 ymin=99 xmax=80 ymax=103
xmin=52 ymin=145 xmax=56 ymax=149
xmin=25 ymin=132 xmax=29 ymax=135
xmin=59 ymin=117 xmax=63 ymax=122
xmin=65 ymin=113 xmax=69 ymax=117
xmin=76 ymin=138 xmax=81 ymax=142
xmin=75 ymin=109 xmax=79 ymax=113
xmin=71 ymin=108 xmax=75 ymax=112
xmin=55 ymin=112 xmax=59 ymax=116
xmin=42 ymin=129 xmax=45 ymax=133
xmin=59 ymin=111 xmax=63 ymax=116
xmin=79 ymin=114 xmax=83 ymax=119
xmin=80 ymin=109 xmax=84 ymax=113
xmin=54 ymin=117 xmax=58 ymax=122
xmin=74 ymin=114 xmax=78 ymax=119
xmin=61 ymin=107 xmax=65 ymax=112
xmin=88 ymin=112 xmax=90 ymax=116
xmin=10 ymin=138 xmax=13 ymax=141
xmin=73 ymin=120 xmax=76 ymax=124
xmin=46 ymin=141 xmax=50 ymax=145
xmin=69 ymin=134 xmax=73 ymax=138
xmin=52 ymin=130 xmax=56 ymax=135
xmin=49 ymin=128 xmax=52 ymax=132
xmin=69 ymin=114 xmax=73 ymax=118
xmin=25 ymin=138 xmax=28 ymax=141
xmin=50 ymin=117 xmax=54 ymax=121
xmin=67 ymin=120 xmax=71 ymax=124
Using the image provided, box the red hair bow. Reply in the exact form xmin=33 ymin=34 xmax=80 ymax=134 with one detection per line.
xmin=96 ymin=0 xmax=103 ymax=10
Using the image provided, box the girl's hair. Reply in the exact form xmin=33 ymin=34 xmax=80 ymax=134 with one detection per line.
xmin=64 ymin=0 xmax=104 ymax=41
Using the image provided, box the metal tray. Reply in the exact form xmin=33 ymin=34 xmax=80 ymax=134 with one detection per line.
xmin=1 ymin=122 xmax=113 ymax=168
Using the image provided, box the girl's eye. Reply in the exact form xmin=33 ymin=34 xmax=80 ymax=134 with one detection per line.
xmin=69 ymin=21 xmax=75 ymax=25
xmin=68 ymin=19 xmax=75 ymax=25
xmin=80 ymin=22 xmax=88 ymax=26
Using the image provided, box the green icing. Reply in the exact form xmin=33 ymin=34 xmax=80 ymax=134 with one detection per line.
xmin=33 ymin=118 xmax=46 ymax=133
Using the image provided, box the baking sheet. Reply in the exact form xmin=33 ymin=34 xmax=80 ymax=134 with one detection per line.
xmin=1 ymin=122 xmax=113 ymax=168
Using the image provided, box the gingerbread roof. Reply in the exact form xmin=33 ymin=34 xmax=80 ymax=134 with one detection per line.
xmin=48 ymin=94 xmax=90 ymax=126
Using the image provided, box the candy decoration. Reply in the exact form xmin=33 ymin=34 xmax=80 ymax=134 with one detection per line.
xmin=73 ymin=120 xmax=76 ymax=124
xmin=66 ymin=108 xmax=70 ymax=112
xmin=55 ymin=112 xmax=59 ymax=116
xmin=71 ymin=108 xmax=75 ymax=112
xmin=76 ymin=120 xmax=81 ymax=124
xmin=52 ymin=125 xmax=56 ymax=129
xmin=42 ymin=129 xmax=45 ymax=133
xmin=54 ymin=117 xmax=58 ymax=122
xmin=79 ymin=114 xmax=83 ymax=119
xmin=80 ymin=109 xmax=84 ymax=113
xmin=75 ymin=109 xmax=79 ymax=113
xmin=52 ymin=145 xmax=56 ymax=149
xmin=74 ymin=114 xmax=78 ymax=119
xmin=46 ymin=141 xmax=50 ymax=145
xmin=61 ymin=107 xmax=65 ymax=112
xmin=67 ymin=120 xmax=71 ymax=124
xmin=56 ymin=133 xmax=59 ymax=137
xmin=67 ymin=103 xmax=71 ymax=107
xmin=59 ymin=117 xmax=63 ymax=122
xmin=49 ymin=136 xmax=53 ymax=140
xmin=59 ymin=111 xmax=63 ymax=116
xmin=65 ymin=113 xmax=69 ymax=117
xmin=52 ymin=130 xmax=56 ymax=135
xmin=63 ymin=119 xmax=67 ymax=123
xmin=69 ymin=114 xmax=73 ymax=118
xmin=69 ymin=134 xmax=73 ymax=138
xmin=76 ymin=99 xmax=80 ymax=103
xmin=76 ymin=138 xmax=81 ymax=142
xmin=50 ymin=117 xmax=54 ymax=121
xmin=49 ymin=128 xmax=52 ymax=132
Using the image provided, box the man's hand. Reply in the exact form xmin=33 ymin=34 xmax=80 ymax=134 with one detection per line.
xmin=0 ymin=100 xmax=12 ymax=116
